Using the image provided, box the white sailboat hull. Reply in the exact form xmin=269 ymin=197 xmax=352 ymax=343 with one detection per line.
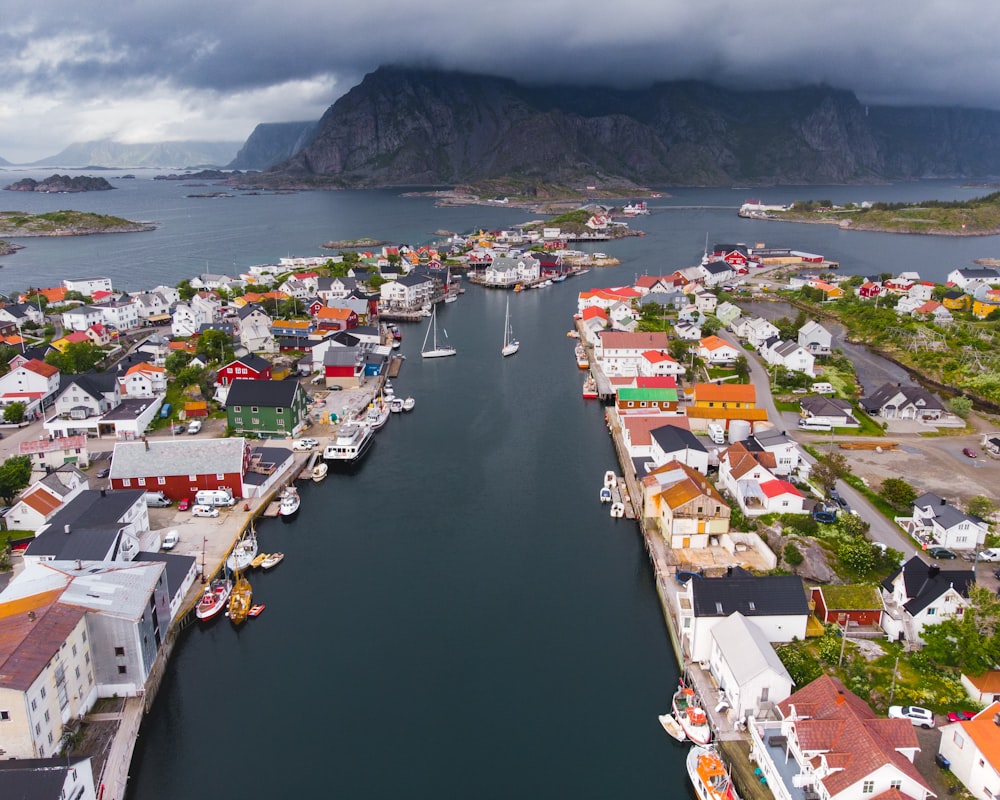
xmin=501 ymin=342 xmax=520 ymax=357
xmin=421 ymin=347 xmax=456 ymax=358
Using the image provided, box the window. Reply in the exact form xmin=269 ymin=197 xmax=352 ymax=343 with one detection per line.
xmin=72 ymin=644 xmax=77 ymax=657
xmin=216 ymin=474 xmax=224 ymax=480
xmin=35 ymin=722 xmax=41 ymax=735
xmin=928 ymin=608 xmax=936 ymax=616
xmin=0 ymin=710 xmax=9 ymax=721
xmin=85 ymin=652 xmax=90 ymax=665
xmin=44 ymin=709 xmax=50 ymax=723
xmin=75 ymin=665 xmax=81 ymax=679
xmin=39 ymin=687 xmax=45 ymax=699
xmin=118 ymin=665 xmax=128 ymax=675
xmin=233 ymin=406 xmax=241 ymax=412
xmin=158 ymin=477 xmax=166 ymax=485
xmin=81 ymin=631 xmax=86 ymax=643
xmin=276 ymin=407 xmax=283 ymax=414
xmin=251 ymin=406 xmax=259 ymax=413
xmin=114 ymin=646 xmax=125 ymax=656
xmin=123 ymin=479 xmax=131 ymax=487
xmin=138 ymin=477 xmax=146 ymax=486
xmin=189 ymin=475 xmax=197 ymax=481
xmin=31 ymin=698 xmax=37 ymax=711
xmin=862 ymin=781 xmax=875 ymax=794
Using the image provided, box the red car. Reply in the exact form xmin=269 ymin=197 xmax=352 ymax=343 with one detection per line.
xmin=947 ymin=710 xmax=975 ymax=722
xmin=963 ymin=447 xmax=977 ymax=459
xmin=178 ymin=497 xmax=191 ymax=511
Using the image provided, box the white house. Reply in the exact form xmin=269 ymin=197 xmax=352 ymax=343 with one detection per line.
xmin=797 ymin=320 xmax=832 ymax=355
xmin=116 ymin=363 xmax=167 ymax=399
xmin=0 ymin=358 xmax=60 ymax=414
xmin=673 ymin=321 xmax=702 ymax=340
xmin=708 ymin=613 xmax=793 ymax=721
xmin=718 ymin=443 xmax=779 ymax=517
xmin=639 ymin=350 xmax=685 ymax=377
xmin=900 ymin=493 xmax=989 ymax=551
xmin=131 ymin=292 xmax=172 ymax=322
xmin=379 ymin=273 xmax=434 ymax=310
xmin=880 ymin=557 xmax=975 ymax=646
xmin=64 ymin=277 xmax=113 ymax=295
xmin=761 ymin=340 xmax=815 ymax=375
xmin=758 ymin=479 xmax=807 ymax=515
xmin=236 ymin=304 xmax=276 ymax=353
xmin=649 ymin=426 xmax=710 ymax=474
xmin=594 ymin=331 xmax=671 ymax=375
xmin=938 ymin=704 xmax=1000 ymax=800
xmin=698 ymin=336 xmax=740 ymax=365
xmin=733 ymin=316 xmax=780 ymax=349
xmin=61 ymin=305 xmax=105 ymax=332
xmin=5 ymin=466 xmax=88 ymax=532
xmin=18 ymin=434 xmax=90 ymax=471
xmin=948 ymin=267 xmax=1000 ymax=289
xmin=483 ymin=254 xmax=541 ymax=286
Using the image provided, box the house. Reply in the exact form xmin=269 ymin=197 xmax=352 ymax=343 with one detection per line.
xmin=616 ymin=386 xmax=679 ymax=415
xmin=0 ymin=595 xmax=94 ymax=758
xmin=0 ymin=358 xmax=60 ymax=415
xmin=761 ymin=339 xmax=816 ymax=375
xmin=379 ymin=273 xmax=434 ymax=310
xmin=678 ymin=567 xmax=809 ymax=661
xmin=691 ymin=382 xmax=756 ymax=410
xmin=693 ymin=289 xmax=718 ymax=314
xmin=131 ymin=291 xmax=172 ymax=323
xmin=948 ymin=267 xmax=1000 ymax=289
xmin=621 ymin=415 xmax=692 ymax=464
xmin=594 ymin=331 xmax=671 ymax=375
xmin=61 ymin=305 xmax=105 ymax=332
xmin=18 ymin=434 xmax=90 ymax=471
xmin=914 ymin=300 xmax=952 ymax=322
xmin=901 ymin=493 xmax=989 ymax=551
xmin=758 ymin=479 xmax=807 ymax=515
xmin=5 ymin=466 xmax=88 ymax=531
xmin=698 ymin=336 xmax=740 ymax=365
xmin=323 ymin=346 xmax=365 ymax=388
xmin=216 ymin=354 xmax=273 ymax=386
xmin=673 ymin=320 xmax=702 ymax=340
xmin=236 ymin=304 xmax=276 ymax=352
xmin=44 ymin=371 xmax=121 ymax=439
xmin=225 ymin=378 xmax=311 ymax=438
xmin=483 ymin=254 xmax=541 ymax=286
xmin=799 ymin=395 xmax=859 ymax=428
xmin=733 ymin=316 xmax=780 ymax=349
xmin=749 ymin=675 xmax=932 ymax=800
xmin=895 ymin=295 xmax=924 ymax=315
xmin=100 ymin=300 xmax=140 ymax=331
xmin=797 ymin=320 xmax=832 ymax=355
xmin=717 ymin=442 xmax=779 ymax=516
xmin=0 ymin=758 xmax=98 ymax=800
xmin=810 ymin=585 xmax=884 ymax=627
xmin=863 ymin=382 xmax=944 ymax=420
xmin=708 ymin=612 xmax=793 ymax=721
xmin=960 ymin=672 xmax=1000 ymax=705
xmin=649 ymin=426 xmax=710 ymax=474
xmin=880 ymin=557 xmax=975 ymax=646
xmin=699 ymin=260 xmax=735 ymax=287
xmin=0 ymin=302 xmax=45 ymax=327
xmin=743 ymin=429 xmax=805 ymax=477
xmin=116 ymin=362 xmax=166 ymax=399
xmin=857 ymin=280 xmax=882 ymax=299
xmin=85 ymin=323 xmax=113 ymax=346
xmin=639 ymin=350 xmax=685 ymax=377
xmin=642 ymin=461 xmax=730 ymax=547
xmin=64 ymin=277 xmax=113 ymax=296
xmin=315 ymin=305 xmax=357 ymax=332
xmin=972 ymin=298 xmax=1000 ymax=319
xmin=938 ymin=703 xmax=1000 ymax=800
xmin=942 ymin=290 xmax=971 ymax=310
xmin=109 ymin=437 xmax=250 ymax=500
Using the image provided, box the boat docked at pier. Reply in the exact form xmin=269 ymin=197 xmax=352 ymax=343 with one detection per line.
xmin=226 ymin=531 xmax=259 ymax=573
xmin=402 ymin=396 xmax=415 ymax=412
xmin=366 ymin=398 xmax=390 ymax=430
xmin=389 ymin=397 xmax=404 ymax=413
xmin=228 ymin=572 xmax=252 ymax=626
xmin=261 ymin=552 xmax=284 ymax=570
xmin=582 ymin=375 xmax=598 ymax=399
xmin=575 ymin=344 xmax=589 ymax=369
xmin=673 ymin=683 xmax=712 ymax=745
xmin=195 ymin=577 xmax=233 ymax=621
xmin=311 ymin=462 xmax=328 ymax=482
xmin=621 ymin=201 xmax=649 ymax=216
xmin=658 ymin=713 xmax=686 ymax=741
xmin=687 ymin=746 xmax=738 ymax=800
xmin=323 ymin=421 xmax=374 ymax=465
xmin=278 ymin=486 xmax=300 ymax=517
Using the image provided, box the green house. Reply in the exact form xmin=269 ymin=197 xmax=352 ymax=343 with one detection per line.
xmin=226 ymin=378 xmax=311 ymax=438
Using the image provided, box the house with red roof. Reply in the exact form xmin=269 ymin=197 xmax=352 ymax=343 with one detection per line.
xmin=117 ymin=363 xmax=167 ymax=399
xmin=593 ymin=331 xmax=670 ymax=375
xmin=750 ymin=675 xmax=933 ymax=800
xmin=858 ymin=280 xmax=882 ymax=299
xmin=718 ymin=442 xmax=781 ymax=517
xmin=639 ymin=349 xmax=684 ymax=377
xmin=759 ymin=478 xmax=806 ymax=514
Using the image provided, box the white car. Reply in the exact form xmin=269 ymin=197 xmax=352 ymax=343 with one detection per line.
xmin=191 ymin=505 xmax=220 ymax=518
xmin=292 ymin=437 xmax=319 ymax=451
xmin=888 ymin=705 xmax=935 ymax=728
xmin=161 ymin=529 xmax=179 ymax=550
xmin=978 ymin=548 xmax=1000 ymax=562
xmin=187 ymin=419 xmax=202 ymax=434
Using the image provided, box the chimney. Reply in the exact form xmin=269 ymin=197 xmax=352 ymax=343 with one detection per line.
xmin=835 ymin=692 xmax=845 ymax=705
xmin=928 ymin=564 xmax=941 ymax=579
xmin=64 ymin=524 xmax=71 ymax=535
xmin=100 ymin=488 xmax=106 ymax=498
xmin=994 ymin=713 xmax=1000 ymax=727
xmin=75 ymin=559 xmax=82 ymax=570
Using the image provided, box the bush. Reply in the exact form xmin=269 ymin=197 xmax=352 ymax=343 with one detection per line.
xmin=783 ymin=542 xmax=804 ymax=566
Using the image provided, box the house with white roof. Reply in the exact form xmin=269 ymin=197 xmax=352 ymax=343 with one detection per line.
xmin=797 ymin=320 xmax=832 ymax=355
xmin=733 ymin=316 xmax=780 ymax=349
xmin=708 ymin=612 xmax=793 ymax=720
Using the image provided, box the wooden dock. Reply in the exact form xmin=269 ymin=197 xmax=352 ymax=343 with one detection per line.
xmin=387 ymin=355 xmax=404 ymax=378
xmin=608 ymin=476 xmax=637 ymax=520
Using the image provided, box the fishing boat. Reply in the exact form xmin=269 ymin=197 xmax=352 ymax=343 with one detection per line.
xmin=622 ymin=201 xmax=650 ymax=216
xmin=658 ymin=713 xmax=687 ymax=742
xmin=420 ymin=305 xmax=456 ymax=358
xmin=575 ymin=344 xmax=589 ymax=369
xmin=552 ymin=273 xmax=567 ymax=282
xmin=599 ymin=486 xmax=612 ymax=503
xmin=501 ymin=297 xmax=519 ymax=357
xmin=402 ymin=396 xmax=415 ymax=412
xmin=389 ymin=397 xmax=404 ymax=413
xmin=226 ymin=531 xmax=259 ymax=573
xmin=673 ymin=683 xmax=713 ymax=745
xmin=278 ymin=486 xmax=300 ymax=517
xmin=228 ymin=571 xmax=252 ymax=626
xmin=323 ymin=421 xmax=374 ymax=464
xmin=366 ymin=398 xmax=390 ymax=430
xmin=582 ymin=375 xmax=598 ymax=399
xmin=261 ymin=552 xmax=284 ymax=570
xmin=610 ymin=501 xmax=625 ymax=518
xmin=251 ymin=552 xmax=269 ymax=569
xmin=195 ymin=577 xmax=233 ymax=621
xmin=311 ymin=462 xmax=328 ymax=482
xmin=687 ymin=746 xmax=738 ymax=800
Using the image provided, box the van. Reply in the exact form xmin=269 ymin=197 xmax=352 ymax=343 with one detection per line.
xmin=797 ymin=418 xmax=833 ymax=432
xmin=811 ymin=382 xmax=834 ymax=395
xmin=159 ymin=402 xmax=172 ymax=419
xmin=707 ymin=423 xmax=726 ymax=445
xmin=161 ymin=529 xmax=179 ymax=550
xmin=195 ymin=489 xmax=235 ymax=507
xmin=144 ymin=491 xmax=172 ymax=508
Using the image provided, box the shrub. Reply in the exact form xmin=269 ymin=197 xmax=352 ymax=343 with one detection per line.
xmin=783 ymin=542 xmax=804 ymax=566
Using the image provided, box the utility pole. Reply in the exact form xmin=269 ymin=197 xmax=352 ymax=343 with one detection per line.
xmin=888 ymin=655 xmax=900 ymax=704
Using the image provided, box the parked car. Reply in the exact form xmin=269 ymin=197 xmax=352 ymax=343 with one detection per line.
xmin=927 ymin=546 xmax=958 ymax=560
xmin=96 ymin=467 xmax=110 ymax=478
xmin=143 ymin=491 xmax=172 ymax=508
xmin=173 ymin=424 xmax=186 ymax=435
xmin=888 ymin=705 xmax=935 ymax=728
xmin=187 ymin=419 xmax=202 ymax=434
xmin=963 ymin=447 xmax=978 ymax=458
xmin=161 ymin=529 xmax=179 ymax=551
xmin=813 ymin=510 xmax=837 ymax=524
xmin=178 ymin=497 xmax=190 ymax=511
xmin=978 ymin=548 xmax=1000 ymax=562
xmin=829 ymin=490 xmax=849 ymax=509
xmin=946 ymin=710 xmax=975 ymax=722
xmin=292 ymin=437 xmax=319 ymax=451
xmin=191 ymin=505 xmax=219 ymax=518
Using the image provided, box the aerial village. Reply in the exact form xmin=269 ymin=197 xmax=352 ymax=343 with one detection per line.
xmin=2 ymin=208 xmax=1000 ymax=800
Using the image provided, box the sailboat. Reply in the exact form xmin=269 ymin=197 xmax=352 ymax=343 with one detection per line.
xmin=421 ymin=305 xmax=456 ymax=358
xmin=501 ymin=297 xmax=519 ymax=357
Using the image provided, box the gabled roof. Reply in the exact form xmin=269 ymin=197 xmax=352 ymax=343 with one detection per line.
xmin=864 ymin=382 xmax=943 ymax=412
xmin=759 ymin=479 xmax=803 ymax=499
xmin=881 ymin=556 xmax=975 ymax=615
xmin=949 ymin=702 xmax=1000 ymax=769
xmin=18 ymin=485 xmax=64 ymax=516
xmin=21 ymin=358 xmax=58 ymax=378
xmin=0 ymin=593 xmax=85 ymax=690
xmin=224 ymin=378 xmax=302 ymax=408
xmin=110 ymin=438 xmax=246 ymax=480
xmin=650 ymin=425 xmax=708 ymax=455
xmin=237 ymin=303 xmax=271 ymax=320
xmin=913 ymin=492 xmax=983 ymax=531
xmin=26 ymin=490 xmax=145 ymax=561
xmin=692 ymin=567 xmax=808 ymax=617
xmin=0 ymin=757 xmax=92 ymax=798
xmin=699 ymin=335 xmax=736 ymax=351
xmin=711 ymin=612 xmax=792 ymax=685
xmin=222 ymin=353 xmax=271 ymax=373
xmin=598 ymin=330 xmax=670 ymax=351
xmin=693 ymin=383 xmax=756 ymax=403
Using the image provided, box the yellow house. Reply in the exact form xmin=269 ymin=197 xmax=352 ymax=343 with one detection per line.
xmin=973 ymin=299 xmax=1000 ymax=319
xmin=942 ymin=291 xmax=971 ymax=310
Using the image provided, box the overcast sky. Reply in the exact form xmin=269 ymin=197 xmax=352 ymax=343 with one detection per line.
xmin=3 ymin=1 xmax=1000 ymax=163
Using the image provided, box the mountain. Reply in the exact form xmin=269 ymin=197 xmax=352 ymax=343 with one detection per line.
xmin=0 ymin=154 xmax=9 ymax=167
xmin=29 ymin=139 xmax=242 ymax=169
xmin=262 ymin=66 xmax=1000 ymax=188
xmin=227 ymin=121 xmax=318 ymax=170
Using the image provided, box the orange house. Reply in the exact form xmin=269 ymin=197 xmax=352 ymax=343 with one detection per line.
xmin=691 ymin=383 xmax=757 ymax=409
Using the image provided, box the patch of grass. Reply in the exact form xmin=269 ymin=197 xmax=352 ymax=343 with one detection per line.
xmin=774 ymin=399 xmax=800 ymax=412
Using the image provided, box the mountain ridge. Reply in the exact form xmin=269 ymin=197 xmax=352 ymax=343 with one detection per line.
xmin=26 ymin=139 xmax=242 ymax=169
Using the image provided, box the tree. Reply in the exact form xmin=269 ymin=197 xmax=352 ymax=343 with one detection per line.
xmin=838 ymin=538 xmax=877 ymax=576
xmin=879 ymin=477 xmax=917 ymax=511
xmin=922 ymin=587 xmax=1000 ymax=673
xmin=175 ymin=365 xmax=205 ymax=388
xmin=165 ymin=350 xmax=193 ymax=375
xmin=811 ymin=452 xmax=849 ymax=493
xmin=196 ymin=329 xmax=232 ymax=364
xmin=967 ymin=495 xmax=996 ymax=520
xmin=838 ymin=512 xmax=870 ymax=538
xmin=0 ymin=455 xmax=32 ymax=504
xmin=46 ymin=341 xmax=102 ymax=374
xmin=175 ymin=279 xmax=196 ymax=302
xmin=950 ymin=395 xmax=973 ymax=419
xmin=732 ymin=355 xmax=750 ymax=383
xmin=3 ymin=401 xmax=25 ymax=424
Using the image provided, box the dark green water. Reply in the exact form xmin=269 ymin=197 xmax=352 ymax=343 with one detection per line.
xmin=128 ymin=279 xmax=684 ymax=798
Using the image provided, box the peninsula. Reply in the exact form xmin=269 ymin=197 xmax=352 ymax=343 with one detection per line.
xmin=0 ymin=210 xmax=155 ymax=237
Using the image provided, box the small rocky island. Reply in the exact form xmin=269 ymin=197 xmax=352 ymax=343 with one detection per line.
xmin=5 ymin=174 xmax=114 ymax=193
xmin=0 ymin=210 xmax=155 ymax=237
xmin=0 ymin=240 xmax=24 ymax=255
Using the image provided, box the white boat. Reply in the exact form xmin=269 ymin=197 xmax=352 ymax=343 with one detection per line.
xmin=687 ymin=746 xmax=738 ymax=800
xmin=603 ymin=471 xmax=616 ymax=489
xmin=622 ymin=201 xmax=650 ymax=216
xmin=673 ymin=683 xmax=713 ymax=745
xmin=501 ymin=297 xmax=519 ymax=357
xmin=402 ymin=396 xmax=415 ymax=412
xmin=226 ymin=532 xmax=259 ymax=573
xmin=444 ymin=293 xmax=457 ymax=303
xmin=278 ymin=486 xmax=300 ymax=516
xmin=261 ymin=552 xmax=284 ymax=570
xmin=311 ymin=462 xmax=328 ymax=482
xmin=366 ymin=398 xmax=390 ymax=430
xmin=658 ymin=713 xmax=687 ymax=742
xmin=421 ymin=306 xmax=456 ymax=358
xmin=323 ymin=421 xmax=374 ymax=464
xmin=195 ymin=578 xmax=233 ymax=621
xmin=599 ymin=487 xmax=612 ymax=503
xmin=389 ymin=397 xmax=404 ymax=413
xmin=610 ymin=502 xmax=625 ymax=518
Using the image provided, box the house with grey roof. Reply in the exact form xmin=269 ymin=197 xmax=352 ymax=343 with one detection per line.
xmin=708 ymin=612 xmax=793 ymax=720
xmin=881 ymin=556 xmax=975 ymax=645
xmin=650 ymin=425 xmax=710 ymax=475
xmin=109 ymin=437 xmax=249 ymax=500
xmin=947 ymin=266 xmax=1000 ymax=290
xmin=760 ymin=339 xmax=815 ymax=375
xmin=44 ymin=372 xmax=121 ymax=439
xmin=235 ymin=303 xmax=276 ymax=353
xmin=799 ymin=395 xmax=859 ymax=428
xmin=0 ymin=757 xmax=97 ymax=800
xmin=797 ymin=319 xmax=832 ymax=354
xmin=863 ymin=382 xmax=944 ymax=420
xmin=899 ymin=493 xmax=989 ymax=551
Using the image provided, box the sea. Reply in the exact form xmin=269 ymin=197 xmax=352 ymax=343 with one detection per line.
xmin=1 ymin=169 xmax=997 ymax=799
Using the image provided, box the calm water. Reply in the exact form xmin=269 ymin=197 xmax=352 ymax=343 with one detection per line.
xmin=1 ymin=170 xmax=994 ymax=797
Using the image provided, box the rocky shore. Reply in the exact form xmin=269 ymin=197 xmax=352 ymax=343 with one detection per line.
xmin=0 ymin=210 xmax=155 ymax=237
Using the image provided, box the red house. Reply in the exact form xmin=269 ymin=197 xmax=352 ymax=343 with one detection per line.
xmin=315 ymin=306 xmax=357 ymax=332
xmin=109 ymin=437 xmax=251 ymax=500
xmin=810 ymin=585 xmax=884 ymax=627
xmin=216 ymin=354 xmax=273 ymax=386
xmin=858 ymin=281 xmax=882 ymax=299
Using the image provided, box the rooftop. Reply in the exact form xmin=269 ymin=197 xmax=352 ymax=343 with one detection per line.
xmin=110 ymin=437 xmax=247 ymax=480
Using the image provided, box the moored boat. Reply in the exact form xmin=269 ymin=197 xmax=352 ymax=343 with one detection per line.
xmin=311 ymin=462 xmax=328 ymax=482
xmin=673 ymin=683 xmax=712 ymax=745
xmin=582 ymin=375 xmax=598 ymax=399
xmin=687 ymin=745 xmax=738 ymax=800
xmin=366 ymin=398 xmax=390 ymax=430
xmin=226 ymin=531 xmax=259 ymax=573
xmin=575 ymin=344 xmax=589 ymax=369
xmin=323 ymin=421 xmax=374 ymax=464
xmin=603 ymin=471 xmax=617 ymax=489
xmin=251 ymin=552 xmax=269 ymax=569
xmin=658 ymin=713 xmax=687 ymax=741
xmin=228 ymin=572 xmax=252 ymax=626
xmin=622 ymin=201 xmax=650 ymax=216
xmin=389 ymin=397 xmax=404 ymax=413
xmin=501 ymin=297 xmax=519 ymax=357
xmin=599 ymin=487 xmax=612 ymax=504
xmin=195 ymin=578 xmax=233 ymax=621
xmin=402 ymin=396 xmax=415 ymax=412
xmin=261 ymin=552 xmax=284 ymax=570
xmin=248 ymin=604 xmax=265 ymax=617
xmin=610 ymin=501 xmax=625 ymax=518
xmin=278 ymin=486 xmax=300 ymax=516
xmin=421 ymin=305 xmax=456 ymax=358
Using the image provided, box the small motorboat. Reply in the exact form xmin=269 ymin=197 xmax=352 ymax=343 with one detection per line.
xmin=261 ymin=552 xmax=284 ymax=570
xmin=389 ymin=397 xmax=404 ymax=413
xmin=582 ymin=376 xmax=598 ymax=399
xmin=278 ymin=486 xmax=300 ymax=516
xmin=248 ymin=604 xmax=265 ymax=617
xmin=311 ymin=462 xmax=328 ymax=482
xmin=251 ymin=552 xmax=269 ymax=569
xmin=658 ymin=713 xmax=687 ymax=742
xmin=610 ymin=502 xmax=625 ymax=518
xmin=366 ymin=399 xmax=390 ymax=430
xmin=603 ymin=471 xmax=617 ymax=489
xmin=402 ymin=397 xmax=415 ymax=412
xmin=687 ymin=746 xmax=736 ymax=800
xmin=599 ymin=487 xmax=613 ymax=504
